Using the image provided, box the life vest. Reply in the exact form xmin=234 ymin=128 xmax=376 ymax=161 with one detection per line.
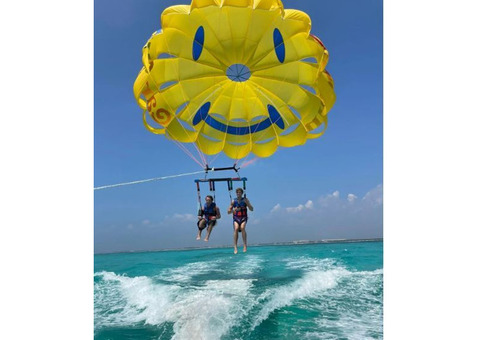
xmin=233 ymin=198 xmax=248 ymax=217
xmin=202 ymin=202 xmax=217 ymax=220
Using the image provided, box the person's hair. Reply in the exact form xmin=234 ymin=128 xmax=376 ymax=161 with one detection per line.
xmin=236 ymin=188 xmax=244 ymax=194
xmin=206 ymin=195 xmax=214 ymax=201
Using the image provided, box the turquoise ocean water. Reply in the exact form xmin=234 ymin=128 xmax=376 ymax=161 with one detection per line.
xmin=94 ymin=241 xmax=383 ymax=339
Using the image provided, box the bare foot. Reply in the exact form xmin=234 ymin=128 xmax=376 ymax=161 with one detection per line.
xmin=196 ymin=236 xmax=201 ymax=240
xmin=243 ymin=246 xmax=247 ymax=253
xmin=234 ymin=247 xmax=238 ymax=254
xmin=204 ymin=238 xmax=209 ymax=242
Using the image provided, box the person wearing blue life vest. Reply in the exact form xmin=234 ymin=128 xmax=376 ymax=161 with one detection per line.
xmin=228 ymin=188 xmax=254 ymax=254
xmin=197 ymin=195 xmax=221 ymax=241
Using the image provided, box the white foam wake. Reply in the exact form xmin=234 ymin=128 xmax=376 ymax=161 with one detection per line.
xmin=95 ymin=271 xmax=256 ymax=340
xmin=251 ymin=258 xmax=350 ymax=329
xmin=94 ymin=271 xmax=175 ymax=327
xmin=166 ymin=279 xmax=255 ymax=340
xmin=158 ymin=259 xmax=227 ymax=283
xmin=234 ymin=255 xmax=264 ymax=276
xmin=311 ymin=268 xmax=383 ymax=339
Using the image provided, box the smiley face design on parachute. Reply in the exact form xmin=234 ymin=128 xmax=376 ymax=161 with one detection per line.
xmin=133 ymin=0 xmax=336 ymax=159
xmin=191 ymin=25 xmax=286 ymax=135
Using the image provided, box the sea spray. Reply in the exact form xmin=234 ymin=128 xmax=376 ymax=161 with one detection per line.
xmin=94 ymin=241 xmax=383 ymax=340
xmin=166 ymin=279 xmax=256 ymax=339
xmin=251 ymin=265 xmax=350 ymax=330
xmin=94 ymin=271 xmax=175 ymax=327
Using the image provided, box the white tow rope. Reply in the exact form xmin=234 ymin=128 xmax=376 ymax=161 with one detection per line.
xmin=94 ymin=170 xmax=205 ymax=190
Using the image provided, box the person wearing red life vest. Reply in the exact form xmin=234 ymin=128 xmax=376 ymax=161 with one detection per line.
xmin=228 ymin=188 xmax=254 ymax=254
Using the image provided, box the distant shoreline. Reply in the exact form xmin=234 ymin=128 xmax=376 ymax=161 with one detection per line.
xmin=94 ymin=238 xmax=383 ymax=256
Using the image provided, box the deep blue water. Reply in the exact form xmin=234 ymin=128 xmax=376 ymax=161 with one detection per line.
xmin=94 ymin=241 xmax=383 ymax=339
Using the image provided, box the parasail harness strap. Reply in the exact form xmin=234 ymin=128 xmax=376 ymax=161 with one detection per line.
xmin=195 ymin=163 xmax=247 ymax=214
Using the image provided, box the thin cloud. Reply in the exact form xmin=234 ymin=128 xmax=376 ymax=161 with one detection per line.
xmin=169 ymin=213 xmax=197 ymax=222
xmin=270 ymin=203 xmax=281 ymax=213
xmin=262 ymin=185 xmax=383 ymax=241
xmin=250 ymin=218 xmax=261 ymax=225
xmin=285 ymin=200 xmax=314 ymax=213
xmin=362 ymin=184 xmax=383 ymax=205
xmin=98 ymin=186 xmax=382 ymax=253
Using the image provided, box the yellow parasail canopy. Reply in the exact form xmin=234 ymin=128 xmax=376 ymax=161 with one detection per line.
xmin=133 ymin=0 xmax=335 ymax=160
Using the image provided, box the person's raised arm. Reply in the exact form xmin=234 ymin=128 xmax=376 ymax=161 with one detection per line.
xmin=244 ymin=197 xmax=254 ymax=211
xmin=227 ymin=201 xmax=234 ymax=214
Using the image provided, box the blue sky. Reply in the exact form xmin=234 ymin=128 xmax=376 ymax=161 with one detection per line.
xmin=94 ymin=0 xmax=383 ymax=253
xmin=5 ymin=1 xmax=480 ymax=336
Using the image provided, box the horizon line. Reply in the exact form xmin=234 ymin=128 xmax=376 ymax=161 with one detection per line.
xmin=94 ymin=237 xmax=383 ymax=256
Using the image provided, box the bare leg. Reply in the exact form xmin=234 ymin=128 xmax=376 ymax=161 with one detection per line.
xmin=240 ymin=221 xmax=247 ymax=252
xmin=233 ymin=221 xmax=240 ymax=254
xmin=204 ymin=222 xmax=214 ymax=241
xmin=197 ymin=219 xmax=206 ymax=240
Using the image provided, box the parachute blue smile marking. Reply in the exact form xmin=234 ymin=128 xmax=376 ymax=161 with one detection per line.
xmin=193 ymin=102 xmax=285 ymax=135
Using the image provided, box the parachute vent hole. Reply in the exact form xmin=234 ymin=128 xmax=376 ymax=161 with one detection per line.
xmin=178 ymin=119 xmax=196 ymax=132
xmin=254 ymin=137 xmax=275 ymax=145
xmin=300 ymin=84 xmax=316 ymax=95
xmin=308 ymin=122 xmax=327 ymax=135
xmin=200 ymin=133 xmax=221 ymax=142
xmin=300 ymin=57 xmax=317 ymax=64
xmin=176 ymin=102 xmax=189 ymax=115
xmin=144 ymin=112 xmax=164 ymax=129
xmin=210 ymin=113 xmax=227 ymax=124
xmin=250 ymin=115 xmax=268 ymax=123
xmin=157 ymin=53 xmax=176 ymax=59
xmin=280 ymin=123 xmax=300 ymax=136
xmin=159 ymin=81 xmax=178 ymax=90
xmin=226 ymin=141 xmax=248 ymax=146
xmin=226 ymin=132 xmax=249 ymax=144
xmin=226 ymin=64 xmax=251 ymax=82
xmin=230 ymin=118 xmax=248 ymax=124
xmin=288 ymin=106 xmax=302 ymax=120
